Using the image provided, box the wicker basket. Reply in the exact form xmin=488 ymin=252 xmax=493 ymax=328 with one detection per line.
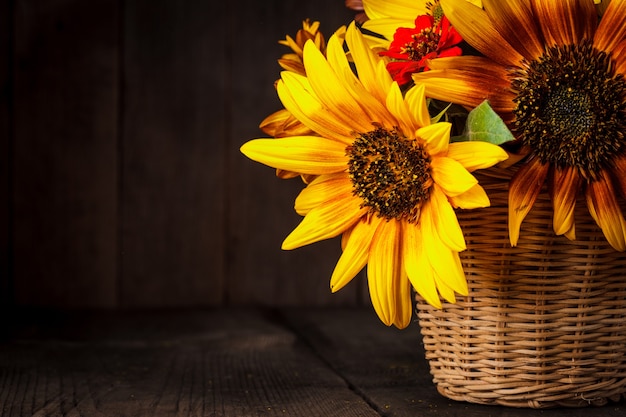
xmin=416 ymin=165 xmax=626 ymax=408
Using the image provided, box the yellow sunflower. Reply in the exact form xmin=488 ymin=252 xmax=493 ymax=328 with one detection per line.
xmin=241 ymin=22 xmax=508 ymax=328
xmin=413 ymin=0 xmax=626 ymax=251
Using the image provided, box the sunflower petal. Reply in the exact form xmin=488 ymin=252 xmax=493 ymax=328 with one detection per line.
xmin=325 ymin=26 xmax=349 ymax=73
xmin=434 ymin=273 xmax=458 ymax=304
xmin=367 ymin=219 xmax=403 ymax=326
xmin=421 ymin=202 xmax=468 ymax=296
xmin=440 ymin=0 xmax=523 ymax=66
xmin=277 ymin=75 xmax=353 ymax=143
xmin=417 ymin=122 xmax=452 ymax=156
xmin=362 ymin=18 xmax=413 ymax=44
xmin=392 ymin=268 xmax=413 ymax=329
xmin=259 ymin=109 xmax=313 ymax=138
xmin=282 ymin=195 xmax=366 ymax=250
xmin=386 ymin=82 xmax=416 ymax=137
xmin=294 ymin=173 xmax=353 ymax=216
xmin=362 ymin=0 xmax=428 ymax=21
xmin=586 ymin=172 xmax=626 ymax=251
xmin=303 ymin=40 xmax=373 ymax=133
xmin=449 ymin=183 xmax=491 ymax=209
xmin=613 ymin=156 xmax=626 ymax=199
xmin=346 ymin=22 xmax=392 ymax=103
xmin=413 ymin=61 xmax=516 ymax=114
xmin=532 ymin=0 xmax=597 ymax=46
xmin=482 ymin=0 xmax=544 ymax=60
xmin=447 ymin=141 xmax=510 ymax=172
xmin=330 ymin=216 xmax=382 ymax=293
xmin=423 ymin=185 xmax=467 ymax=251
xmin=240 ymin=137 xmax=348 ymax=175
xmin=508 ymin=156 xmax=549 ymax=246
xmin=403 ymin=224 xmax=442 ymax=309
xmin=404 ymin=83 xmax=431 ymax=129
xmin=430 ymin=156 xmax=478 ymax=197
xmin=549 ymin=167 xmax=581 ymax=237
xmin=612 ymin=41 xmax=626 ymax=77
xmin=326 ymin=27 xmax=398 ymax=128
xmin=341 ymin=224 xmax=351 ymax=251
xmin=429 ymin=244 xmax=467 ymax=297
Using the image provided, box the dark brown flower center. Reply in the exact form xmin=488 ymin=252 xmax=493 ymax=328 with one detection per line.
xmin=543 ymin=85 xmax=595 ymax=140
xmin=405 ymin=28 xmax=440 ymax=61
xmin=346 ymin=126 xmax=432 ymax=223
xmin=512 ymin=41 xmax=626 ymax=180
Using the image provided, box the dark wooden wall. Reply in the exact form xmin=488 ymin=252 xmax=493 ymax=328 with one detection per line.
xmin=2 ymin=0 xmax=367 ymax=309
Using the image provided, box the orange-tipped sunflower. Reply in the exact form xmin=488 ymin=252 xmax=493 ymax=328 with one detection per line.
xmin=413 ymin=0 xmax=626 ymax=251
xmin=241 ymin=22 xmax=508 ymax=328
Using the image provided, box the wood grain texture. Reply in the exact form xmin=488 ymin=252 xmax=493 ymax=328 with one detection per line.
xmin=12 ymin=0 xmax=119 ymax=308
xmin=2 ymin=308 xmax=623 ymax=416
xmin=1 ymin=309 xmax=380 ymax=416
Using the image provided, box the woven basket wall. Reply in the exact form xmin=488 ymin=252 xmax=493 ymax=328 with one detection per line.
xmin=416 ymin=165 xmax=626 ymax=408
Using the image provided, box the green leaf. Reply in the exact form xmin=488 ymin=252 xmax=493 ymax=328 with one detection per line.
xmin=452 ymin=100 xmax=515 ymax=145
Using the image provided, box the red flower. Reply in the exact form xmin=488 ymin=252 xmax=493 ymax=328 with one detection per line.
xmin=380 ymin=14 xmax=463 ymax=85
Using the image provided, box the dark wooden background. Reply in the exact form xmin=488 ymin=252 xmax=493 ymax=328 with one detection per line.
xmin=1 ymin=0 xmax=368 ymax=310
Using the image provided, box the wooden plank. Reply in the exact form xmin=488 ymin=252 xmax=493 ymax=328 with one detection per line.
xmin=12 ymin=0 xmax=119 ymax=308
xmin=121 ymin=0 xmax=227 ymax=307
xmin=1 ymin=309 xmax=380 ymax=416
xmin=284 ymin=307 xmax=626 ymax=417
xmin=0 ymin=0 xmax=11 ymax=308
xmin=227 ymin=0 xmax=362 ymax=306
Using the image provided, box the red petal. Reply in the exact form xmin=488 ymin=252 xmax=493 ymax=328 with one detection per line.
xmin=414 ymin=14 xmax=434 ymax=29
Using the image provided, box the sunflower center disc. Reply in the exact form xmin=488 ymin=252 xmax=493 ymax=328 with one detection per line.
xmin=347 ymin=127 xmax=432 ymax=223
xmin=544 ymin=86 xmax=595 ymax=141
xmin=512 ymin=41 xmax=626 ymax=178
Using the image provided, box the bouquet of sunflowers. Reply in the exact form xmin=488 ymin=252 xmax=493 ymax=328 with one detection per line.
xmin=241 ymin=0 xmax=626 ymax=330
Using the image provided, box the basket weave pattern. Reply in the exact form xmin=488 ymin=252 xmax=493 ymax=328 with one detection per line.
xmin=416 ymin=166 xmax=626 ymax=408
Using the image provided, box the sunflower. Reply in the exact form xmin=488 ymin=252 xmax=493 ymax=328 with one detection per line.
xmin=412 ymin=0 xmax=626 ymax=251
xmin=241 ymin=22 xmax=508 ymax=328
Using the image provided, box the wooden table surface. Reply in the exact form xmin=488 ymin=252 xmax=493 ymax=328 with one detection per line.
xmin=1 ymin=307 xmax=624 ymax=416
